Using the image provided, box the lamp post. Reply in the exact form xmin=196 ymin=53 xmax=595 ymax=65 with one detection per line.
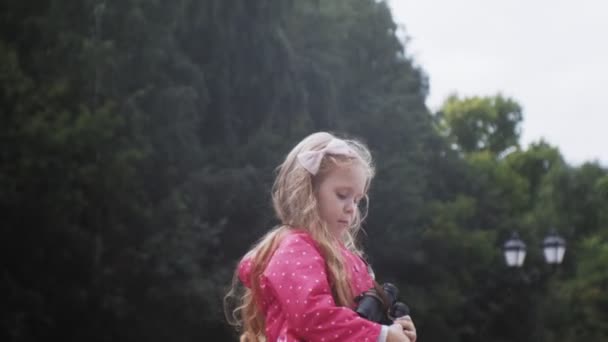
xmin=500 ymin=229 xmax=566 ymax=340
xmin=503 ymin=232 xmax=527 ymax=267
xmin=503 ymin=230 xmax=566 ymax=267
xmin=542 ymin=229 xmax=566 ymax=265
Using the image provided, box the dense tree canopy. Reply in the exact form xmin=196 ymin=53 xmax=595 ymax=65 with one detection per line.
xmin=2 ymin=1 xmax=606 ymax=341
xmin=437 ymin=94 xmax=523 ymax=155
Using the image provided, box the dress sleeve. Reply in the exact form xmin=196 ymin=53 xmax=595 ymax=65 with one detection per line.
xmin=264 ymin=234 xmax=382 ymax=341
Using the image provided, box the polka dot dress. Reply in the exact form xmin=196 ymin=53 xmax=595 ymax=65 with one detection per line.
xmin=238 ymin=230 xmax=382 ymax=341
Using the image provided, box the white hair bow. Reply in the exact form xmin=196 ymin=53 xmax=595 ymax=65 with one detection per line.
xmin=297 ymin=138 xmax=356 ymax=175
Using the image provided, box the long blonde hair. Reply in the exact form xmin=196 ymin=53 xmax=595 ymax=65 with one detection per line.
xmin=224 ymin=132 xmax=375 ymax=341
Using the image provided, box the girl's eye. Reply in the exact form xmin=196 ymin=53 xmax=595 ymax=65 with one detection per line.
xmin=337 ymin=193 xmax=348 ymax=199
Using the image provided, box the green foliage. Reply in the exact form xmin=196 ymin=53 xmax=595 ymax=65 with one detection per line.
xmin=2 ymin=0 xmax=607 ymax=341
xmin=431 ymin=93 xmax=607 ymax=341
xmin=550 ymin=235 xmax=608 ymax=341
xmin=437 ymin=94 xmax=523 ymax=154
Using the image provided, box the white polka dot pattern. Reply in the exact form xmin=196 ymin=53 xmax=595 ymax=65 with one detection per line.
xmin=238 ymin=230 xmax=381 ymax=341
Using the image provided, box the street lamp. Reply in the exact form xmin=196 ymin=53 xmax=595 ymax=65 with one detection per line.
xmin=503 ymin=232 xmax=526 ymax=267
xmin=503 ymin=230 xmax=567 ymax=267
xmin=542 ymin=229 xmax=566 ymax=265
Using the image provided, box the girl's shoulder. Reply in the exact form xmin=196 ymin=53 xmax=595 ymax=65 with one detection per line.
xmin=238 ymin=229 xmax=318 ymax=287
xmin=272 ymin=228 xmax=321 ymax=257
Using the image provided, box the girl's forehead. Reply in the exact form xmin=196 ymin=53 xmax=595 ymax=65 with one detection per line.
xmin=323 ymin=164 xmax=368 ymax=192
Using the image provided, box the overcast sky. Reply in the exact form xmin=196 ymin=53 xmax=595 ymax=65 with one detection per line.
xmin=388 ymin=0 xmax=607 ymax=166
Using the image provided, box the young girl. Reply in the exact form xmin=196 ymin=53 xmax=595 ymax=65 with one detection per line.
xmin=225 ymin=132 xmax=416 ymax=342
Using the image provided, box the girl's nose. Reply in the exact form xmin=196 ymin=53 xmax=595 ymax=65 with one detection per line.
xmin=344 ymin=201 xmax=355 ymax=213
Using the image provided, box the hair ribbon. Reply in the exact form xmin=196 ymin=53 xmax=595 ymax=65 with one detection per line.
xmin=297 ymin=138 xmax=356 ymax=175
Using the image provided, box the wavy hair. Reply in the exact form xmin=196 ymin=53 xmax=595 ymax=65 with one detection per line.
xmin=224 ymin=132 xmax=375 ymax=341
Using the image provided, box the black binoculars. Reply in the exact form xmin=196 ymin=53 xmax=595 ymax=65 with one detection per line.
xmin=354 ymin=283 xmax=410 ymax=325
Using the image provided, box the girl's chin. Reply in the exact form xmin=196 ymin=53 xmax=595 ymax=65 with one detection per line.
xmin=331 ymin=223 xmax=350 ymax=235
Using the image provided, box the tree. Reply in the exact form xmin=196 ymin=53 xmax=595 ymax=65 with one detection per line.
xmin=437 ymin=94 xmax=523 ymax=155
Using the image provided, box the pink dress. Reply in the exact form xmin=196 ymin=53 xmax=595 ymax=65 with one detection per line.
xmin=238 ymin=229 xmax=383 ymax=342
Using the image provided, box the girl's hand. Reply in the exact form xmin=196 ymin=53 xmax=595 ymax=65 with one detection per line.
xmin=386 ymin=323 xmax=411 ymax=342
xmin=394 ymin=315 xmax=417 ymax=342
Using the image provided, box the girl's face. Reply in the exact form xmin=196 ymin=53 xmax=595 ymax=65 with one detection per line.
xmin=315 ymin=163 xmax=367 ymax=236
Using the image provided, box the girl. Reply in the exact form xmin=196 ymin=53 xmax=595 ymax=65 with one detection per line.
xmin=225 ymin=132 xmax=416 ymax=342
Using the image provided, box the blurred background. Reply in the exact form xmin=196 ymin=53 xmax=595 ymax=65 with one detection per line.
xmin=2 ymin=1 xmax=607 ymax=341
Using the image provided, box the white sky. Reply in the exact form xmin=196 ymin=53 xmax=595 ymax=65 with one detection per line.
xmin=388 ymin=0 xmax=607 ymax=166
